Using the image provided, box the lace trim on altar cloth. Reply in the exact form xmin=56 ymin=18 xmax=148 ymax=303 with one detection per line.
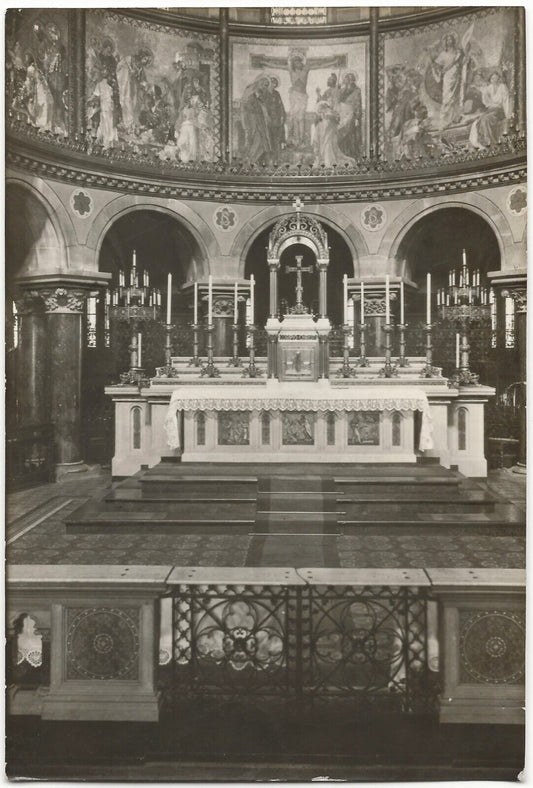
xmin=164 ymin=387 xmax=434 ymax=453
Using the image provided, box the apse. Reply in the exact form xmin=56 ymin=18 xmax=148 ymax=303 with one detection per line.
xmin=244 ymin=220 xmax=354 ymax=325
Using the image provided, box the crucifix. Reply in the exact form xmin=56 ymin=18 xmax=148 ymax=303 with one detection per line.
xmin=285 ymin=254 xmax=314 ymax=313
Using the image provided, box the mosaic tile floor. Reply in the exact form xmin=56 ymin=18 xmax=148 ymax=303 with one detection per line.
xmin=6 ymin=468 xmax=526 ymax=569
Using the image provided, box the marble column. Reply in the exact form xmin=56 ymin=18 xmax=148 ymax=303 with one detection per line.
xmin=268 ymin=260 xmax=279 ymax=319
xmin=14 ymin=290 xmax=49 ymax=426
xmin=317 ymin=260 xmax=328 ymax=319
xmin=211 ymin=293 xmax=235 ymax=356
xmin=40 ymin=287 xmax=90 ymax=472
xmin=501 ymin=285 xmax=527 ymax=468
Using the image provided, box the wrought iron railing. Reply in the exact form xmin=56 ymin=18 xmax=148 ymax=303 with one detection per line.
xmin=6 ymin=424 xmax=55 ymax=491
xmin=162 ymin=583 xmax=437 ymax=714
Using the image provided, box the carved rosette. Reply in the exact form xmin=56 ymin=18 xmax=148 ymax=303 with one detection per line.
xmin=66 ymin=607 xmax=140 ymax=680
xmin=40 ymin=287 xmax=89 ymax=314
xmin=459 ymin=610 xmax=525 ymax=684
xmin=502 ymin=286 xmax=527 ymax=314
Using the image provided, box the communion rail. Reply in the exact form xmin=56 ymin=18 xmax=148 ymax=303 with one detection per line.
xmin=6 ymin=567 xmax=525 ymax=725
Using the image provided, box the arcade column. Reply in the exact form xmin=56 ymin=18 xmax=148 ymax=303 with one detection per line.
xmin=39 ymin=286 xmax=92 ymax=476
xmin=502 ymin=284 xmax=527 ymax=470
xmin=14 ymin=289 xmax=50 ymax=426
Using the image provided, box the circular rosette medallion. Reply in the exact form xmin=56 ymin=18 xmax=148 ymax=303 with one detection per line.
xmin=460 ymin=611 xmax=525 ymax=684
xmin=66 ymin=608 xmax=139 ymax=680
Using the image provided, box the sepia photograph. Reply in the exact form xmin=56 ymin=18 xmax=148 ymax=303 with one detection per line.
xmin=5 ymin=3 xmax=526 ymax=782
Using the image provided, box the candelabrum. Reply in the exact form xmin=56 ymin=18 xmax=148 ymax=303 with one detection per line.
xmin=397 ymin=322 xmax=410 ymax=367
xmin=188 ymin=322 xmax=201 ymax=367
xmin=420 ymin=323 xmax=439 ymax=378
xmin=337 ymin=324 xmax=357 ymax=378
xmin=379 ymin=323 xmax=398 ymax=378
xmin=111 ymin=303 xmax=161 ymax=387
xmin=200 ymin=323 xmax=220 ymax=378
xmin=228 ymin=323 xmax=242 ymax=367
xmin=242 ymin=325 xmax=263 ymax=378
xmin=155 ymin=323 xmax=180 ymax=378
xmin=356 ymin=323 xmax=369 ymax=367
xmin=440 ymin=303 xmax=488 ymax=387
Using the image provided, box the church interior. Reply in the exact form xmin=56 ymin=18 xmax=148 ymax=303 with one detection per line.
xmin=5 ymin=5 xmax=526 ymax=781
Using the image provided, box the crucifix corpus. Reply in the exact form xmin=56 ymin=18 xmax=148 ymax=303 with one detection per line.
xmin=285 ymin=254 xmax=314 ymax=314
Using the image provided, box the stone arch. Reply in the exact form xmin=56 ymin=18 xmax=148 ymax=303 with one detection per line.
xmin=86 ymin=196 xmax=221 ymax=278
xmin=6 ymin=177 xmax=72 ymax=275
xmin=231 ymin=204 xmax=369 ymax=277
xmin=378 ymin=194 xmax=513 ymax=268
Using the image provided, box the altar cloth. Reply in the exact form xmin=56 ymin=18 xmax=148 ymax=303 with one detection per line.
xmin=164 ymin=384 xmax=433 ymax=452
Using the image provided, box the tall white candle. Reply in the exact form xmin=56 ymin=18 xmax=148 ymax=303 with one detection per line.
xmin=234 ymin=282 xmax=238 ymax=324
xmin=385 ymin=275 xmax=390 ymax=324
xmin=137 ymin=332 xmax=142 ymax=367
xmin=194 ymin=281 xmax=198 ymax=324
xmin=462 ymin=248 xmax=467 ymax=267
xmin=456 ymin=333 xmax=460 ymax=368
xmin=426 ymin=273 xmax=431 ymax=324
xmin=360 ymin=282 xmax=365 ymax=325
xmin=250 ymin=274 xmax=255 ymax=325
xmin=166 ymin=273 xmax=172 ymax=325
xmin=343 ymin=274 xmax=348 ymax=324
xmin=208 ymin=275 xmax=213 ymax=324
xmin=400 ymin=280 xmax=405 ymax=324
xmin=133 ymin=249 xmax=137 ymax=268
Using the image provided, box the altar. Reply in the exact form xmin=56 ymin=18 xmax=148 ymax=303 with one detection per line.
xmin=163 ymin=382 xmax=432 ymax=463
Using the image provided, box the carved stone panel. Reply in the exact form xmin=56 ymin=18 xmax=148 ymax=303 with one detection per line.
xmin=217 ymin=411 xmax=250 ymax=445
xmin=66 ymin=607 xmax=140 ymax=680
xmin=347 ymin=411 xmax=380 ymax=445
xmin=281 ymin=412 xmax=315 ymax=446
xmin=459 ymin=610 xmax=525 ymax=685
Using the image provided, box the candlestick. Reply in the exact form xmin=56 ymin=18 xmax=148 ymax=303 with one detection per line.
xmin=360 ymin=281 xmax=365 ymax=325
xmin=343 ymin=274 xmax=348 ymax=324
xmin=426 ymin=273 xmax=431 ymax=324
xmin=208 ymin=275 xmax=213 ymax=324
xmin=234 ymin=281 xmax=238 ymax=324
xmin=200 ymin=323 xmax=220 ymax=378
xmin=242 ymin=325 xmax=263 ymax=378
xmin=400 ymin=280 xmax=404 ymax=324
xmin=250 ymin=274 xmax=255 ymax=325
xmin=137 ymin=332 xmax=142 ymax=367
xmin=166 ymin=273 xmax=172 ymax=325
xmin=194 ymin=281 xmax=198 ymax=324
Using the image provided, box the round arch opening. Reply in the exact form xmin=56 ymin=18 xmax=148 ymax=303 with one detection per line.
xmin=244 ymin=221 xmax=354 ymax=326
xmin=396 ymin=206 xmax=501 ymax=317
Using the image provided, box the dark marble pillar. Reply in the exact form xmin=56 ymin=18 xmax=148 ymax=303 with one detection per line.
xmin=211 ymin=293 xmax=235 ymax=356
xmin=41 ymin=287 xmax=89 ymax=468
xmin=14 ymin=290 xmax=49 ymax=426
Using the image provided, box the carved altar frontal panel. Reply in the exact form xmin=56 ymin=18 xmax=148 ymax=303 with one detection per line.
xmin=459 ymin=609 xmax=525 ymax=685
xmin=347 ymin=411 xmax=380 ymax=446
xmin=217 ymin=411 xmax=250 ymax=445
xmin=66 ymin=607 xmax=140 ymax=680
xmin=281 ymin=411 xmax=315 ymax=446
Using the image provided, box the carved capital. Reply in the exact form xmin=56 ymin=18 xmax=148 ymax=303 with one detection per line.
xmin=212 ymin=295 xmax=235 ymax=317
xmin=502 ymin=287 xmax=527 ymax=314
xmin=40 ymin=287 xmax=89 ymax=314
xmin=363 ymin=294 xmax=397 ymax=316
xmin=268 ymin=258 xmax=280 ymax=271
xmin=14 ymin=290 xmax=45 ymax=316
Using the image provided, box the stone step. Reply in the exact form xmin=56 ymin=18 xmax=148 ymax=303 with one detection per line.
xmin=106 ymin=489 xmax=256 ymax=504
xmin=101 ymin=500 xmax=257 ymax=517
xmin=338 ymin=500 xmax=495 ymax=516
xmin=257 ymin=511 xmax=339 ymax=523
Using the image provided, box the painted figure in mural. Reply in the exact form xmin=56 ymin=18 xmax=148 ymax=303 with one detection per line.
xmin=386 ymin=66 xmax=425 ymax=159
xmin=39 ymin=22 xmax=67 ymax=133
xmin=252 ymin=49 xmax=346 ymax=147
xmin=21 ymin=51 xmax=54 ymax=131
xmin=116 ymin=48 xmax=153 ymax=132
xmin=425 ymin=26 xmax=473 ymax=129
xmin=139 ymin=84 xmax=172 ymax=144
xmin=264 ymin=76 xmax=286 ymax=162
xmin=316 ymin=73 xmax=340 ymax=110
xmin=398 ymin=101 xmax=433 ymax=159
xmin=312 ymin=100 xmax=354 ymax=168
xmin=337 ymin=71 xmax=363 ymax=159
xmin=241 ymin=75 xmax=272 ymax=164
xmin=6 ymin=40 xmax=26 ymax=102
xmin=469 ymin=71 xmax=511 ymax=149
xmin=170 ymin=55 xmax=191 ymax=124
xmin=90 ymin=69 xmax=119 ymax=149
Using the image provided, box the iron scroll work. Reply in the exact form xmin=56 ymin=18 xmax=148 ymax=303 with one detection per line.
xmin=163 ymin=583 xmax=436 ymax=713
